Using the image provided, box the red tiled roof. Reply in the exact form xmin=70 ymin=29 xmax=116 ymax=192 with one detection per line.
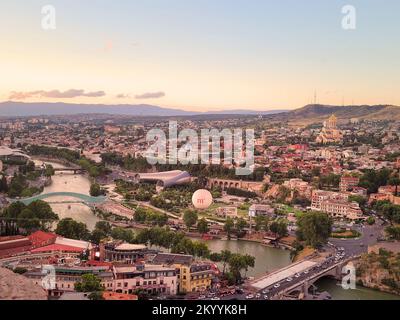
xmin=31 ymin=244 xmax=84 ymax=253
xmin=28 ymin=231 xmax=57 ymax=245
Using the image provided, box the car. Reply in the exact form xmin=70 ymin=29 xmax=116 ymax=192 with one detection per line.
xmin=295 ymin=273 xmax=301 ymax=278
xmin=304 ymin=270 xmax=309 ymax=274
xmin=273 ymin=284 xmax=280 ymax=288
xmin=246 ymin=294 xmax=254 ymax=299
xmin=262 ymin=289 xmax=269 ymax=294
xmin=286 ymin=277 xmax=293 ymax=282
xmin=264 ymin=295 xmax=269 ymax=300
xmin=211 ymin=297 xmax=220 ymax=300
xmin=255 ymin=293 xmax=261 ymax=299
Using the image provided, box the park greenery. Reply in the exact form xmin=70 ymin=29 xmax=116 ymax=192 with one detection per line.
xmin=0 ymin=200 xmax=58 ymax=234
xmin=133 ymin=207 xmax=168 ymax=227
xmin=101 ymin=152 xmax=151 ymax=172
xmin=373 ymin=200 xmax=400 ymax=223
xmin=55 ymin=218 xmax=91 ymax=241
xmin=89 ymin=183 xmax=105 ymax=197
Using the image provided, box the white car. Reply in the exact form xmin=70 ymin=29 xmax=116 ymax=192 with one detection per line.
xmin=304 ymin=270 xmax=309 ymax=274
xmin=286 ymin=277 xmax=293 ymax=282
xmin=262 ymin=289 xmax=269 ymax=294
xmin=295 ymin=273 xmax=301 ymax=278
xmin=211 ymin=297 xmax=220 ymax=300
xmin=274 ymin=284 xmax=280 ymax=288
xmin=246 ymin=294 xmax=254 ymax=299
xmin=255 ymin=293 xmax=261 ymax=299
xmin=264 ymin=295 xmax=269 ymax=300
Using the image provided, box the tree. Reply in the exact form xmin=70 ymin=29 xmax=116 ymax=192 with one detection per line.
xmin=366 ymin=216 xmax=376 ymax=226
xmin=18 ymin=208 xmax=41 ymax=233
xmin=197 ymin=218 xmax=209 ymax=234
xmin=90 ymin=183 xmax=103 ymax=197
xmin=359 ymin=169 xmax=391 ymax=194
xmin=235 ymin=218 xmax=248 ymax=237
xmin=224 ymin=218 xmax=235 ymax=239
xmin=0 ymin=175 xmax=8 ymax=193
xmin=269 ymin=219 xmax=288 ymax=238
xmin=55 ymin=218 xmax=90 ymax=240
xmin=385 ymin=226 xmax=400 ymax=240
xmin=91 ymin=221 xmax=111 ymax=244
xmin=75 ymin=274 xmax=103 ymax=292
xmin=110 ymin=227 xmax=135 ymax=243
xmin=88 ymin=291 xmax=105 ymax=300
xmin=296 ymin=212 xmax=332 ymax=248
xmin=183 ymin=210 xmax=198 ymax=230
xmin=1 ymin=200 xmax=58 ymax=233
xmin=220 ymin=250 xmax=232 ymax=274
xmin=44 ymin=164 xmax=55 ymax=177
xmin=254 ymin=215 xmax=265 ymax=232
xmin=349 ymin=195 xmax=367 ymax=208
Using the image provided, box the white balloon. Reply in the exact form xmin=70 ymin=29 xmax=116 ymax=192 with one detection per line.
xmin=192 ymin=189 xmax=213 ymax=209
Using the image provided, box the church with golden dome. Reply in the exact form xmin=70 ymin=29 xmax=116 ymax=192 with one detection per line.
xmin=316 ymin=114 xmax=343 ymax=144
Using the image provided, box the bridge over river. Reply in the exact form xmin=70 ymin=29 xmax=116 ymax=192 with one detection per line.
xmin=248 ymin=255 xmax=358 ymax=299
xmin=10 ymin=192 xmax=107 ymax=206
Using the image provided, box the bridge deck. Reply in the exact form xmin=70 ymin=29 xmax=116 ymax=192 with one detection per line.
xmin=251 ymin=260 xmax=317 ymax=290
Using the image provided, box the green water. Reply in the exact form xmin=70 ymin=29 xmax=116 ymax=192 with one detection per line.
xmin=315 ymin=278 xmax=400 ymax=300
xmin=200 ymin=239 xmax=292 ymax=277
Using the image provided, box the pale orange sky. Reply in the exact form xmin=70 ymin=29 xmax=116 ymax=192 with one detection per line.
xmin=1 ymin=1 xmax=399 ymax=111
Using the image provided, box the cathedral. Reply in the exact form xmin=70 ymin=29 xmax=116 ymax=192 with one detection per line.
xmin=316 ymin=114 xmax=342 ymax=144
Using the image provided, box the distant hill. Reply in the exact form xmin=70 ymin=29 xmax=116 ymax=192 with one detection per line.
xmin=0 ymin=101 xmax=286 ymax=117
xmin=268 ymin=104 xmax=400 ymax=124
xmin=0 ymin=101 xmax=398 ymax=121
xmin=0 ymin=101 xmax=196 ymax=117
xmin=205 ymin=109 xmax=288 ymax=115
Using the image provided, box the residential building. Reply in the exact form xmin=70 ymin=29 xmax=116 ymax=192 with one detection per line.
xmin=113 ymin=264 xmax=177 ymax=296
xmin=340 ymin=176 xmax=360 ymax=192
xmin=248 ymin=204 xmax=274 ymax=217
xmin=25 ymin=266 xmax=114 ymax=297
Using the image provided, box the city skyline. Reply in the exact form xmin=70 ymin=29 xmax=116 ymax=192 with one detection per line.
xmin=1 ymin=0 xmax=400 ymax=111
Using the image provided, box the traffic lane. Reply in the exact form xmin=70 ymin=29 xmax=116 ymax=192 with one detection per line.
xmin=259 ymin=259 xmax=346 ymax=298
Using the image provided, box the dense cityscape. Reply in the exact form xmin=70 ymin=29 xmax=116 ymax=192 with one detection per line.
xmin=1 ymin=2 xmax=400 ymax=315
xmin=1 ymin=110 xmax=400 ymax=301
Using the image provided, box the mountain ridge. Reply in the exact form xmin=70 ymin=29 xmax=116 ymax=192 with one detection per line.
xmin=0 ymin=101 xmax=286 ymax=117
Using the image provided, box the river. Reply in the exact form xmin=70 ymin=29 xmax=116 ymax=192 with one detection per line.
xmin=33 ymin=159 xmax=100 ymax=231
xmin=31 ymin=159 xmax=400 ymax=300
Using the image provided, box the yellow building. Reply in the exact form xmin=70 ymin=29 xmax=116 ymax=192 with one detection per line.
xmin=179 ymin=264 xmax=215 ymax=293
xmin=150 ymin=253 xmax=217 ymax=293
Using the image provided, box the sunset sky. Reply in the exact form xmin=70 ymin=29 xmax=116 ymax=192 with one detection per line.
xmin=0 ymin=0 xmax=399 ymax=111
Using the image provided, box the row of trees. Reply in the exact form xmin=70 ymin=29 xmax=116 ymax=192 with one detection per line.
xmin=134 ymin=207 xmax=169 ymax=226
xmin=253 ymin=215 xmax=289 ymax=237
xmin=26 ymin=145 xmax=108 ymax=178
xmin=1 ymin=201 xmax=58 ymax=234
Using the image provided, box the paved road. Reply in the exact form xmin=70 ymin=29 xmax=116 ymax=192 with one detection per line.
xmin=328 ymin=218 xmax=385 ymax=256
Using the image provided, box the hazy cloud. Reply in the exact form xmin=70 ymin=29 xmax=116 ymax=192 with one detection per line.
xmin=9 ymin=89 xmax=106 ymax=100
xmin=135 ymin=91 xmax=165 ymax=99
xmin=116 ymin=93 xmax=130 ymax=99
